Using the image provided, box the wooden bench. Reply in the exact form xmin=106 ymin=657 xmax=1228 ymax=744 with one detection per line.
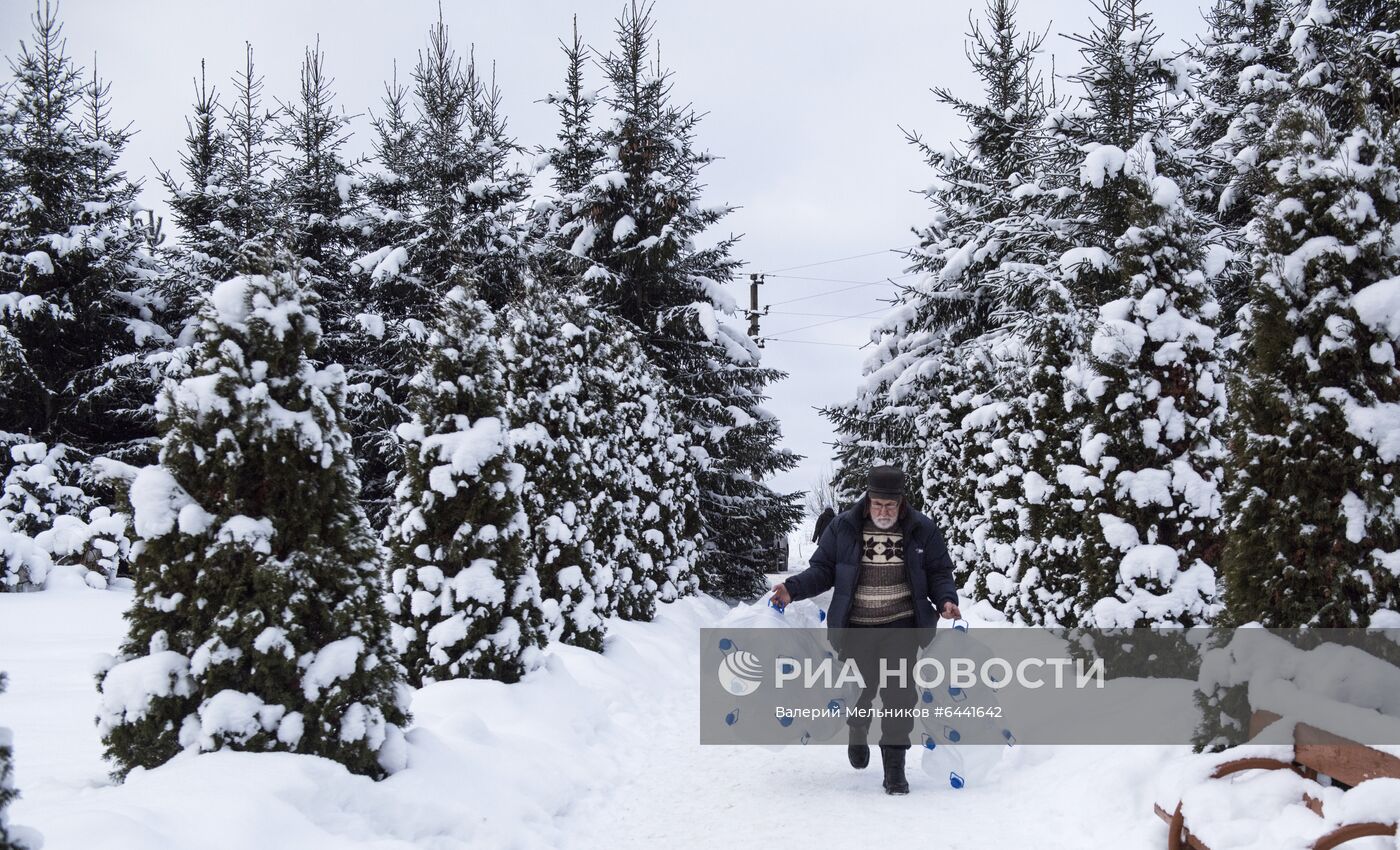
xmin=1154 ymin=709 xmax=1400 ymax=850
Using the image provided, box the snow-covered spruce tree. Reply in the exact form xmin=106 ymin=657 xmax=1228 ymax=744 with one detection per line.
xmin=349 ymin=18 xmax=534 ymax=524
xmin=213 ymin=43 xmax=282 ymax=269
xmin=384 ymin=284 xmax=547 ymax=684
xmin=928 ymin=343 xmax=1002 ymax=581
xmin=1185 ymin=0 xmax=1295 ymax=336
xmin=543 ymin=2 xmax=801 ymax=597
xmin=96 ymin=251 xmax=409 ymax=780
xmin=155 ymin=60 xmax=234 ymax=300
xmin=0 ymin=672 xmax=39 ymax=850
xmin=1 ymin=440 xmax=128 ymax=588
xmin=830 ymin=0 xmax=1054 ymax=589
xmin=1037 ymin=0 xmax=1226 ymax=629
xmin=458 ymin=58 xmax=533 ymax=312
xmin=505 ymin=283 xmax=701 ymax=629
xmin=1073 ymin=158 xmax=1226 ymax=629
xmin=526 ymin=15 xmax=604 ymax=281
xmin=1220 ymin=0 xmax=1400 ymax=627
xmin=0 ymin=1 xmax=167 ymax=465
xmin=272 ymin=39 xmax=364 ymax=375
xmin=984 ymin=280 xmax=1095 ymax=625
xmin=544 ymin=17 xmax=602 ymax=201
xmin=340 ymin=65 xmax=418 ymax=524
xmin=914 ymin=0 xmax=1052 ymax=565
xmin=500 ymin=288 xmax=612 ymax=650
xmin=598 ymin=335 xmax=703 ymax=619
xmin=356 ymin=14 xmax=531 ymax=312
xmin=155 ymin=43 xmax=281 ymax=306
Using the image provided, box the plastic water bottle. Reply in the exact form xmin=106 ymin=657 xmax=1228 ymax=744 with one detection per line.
xmin=921 ymin=738 xmax=968 ymax=790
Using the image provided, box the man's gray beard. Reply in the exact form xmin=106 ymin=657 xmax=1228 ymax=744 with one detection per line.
xmin=872 ymin=514 xmax=897 ymax=530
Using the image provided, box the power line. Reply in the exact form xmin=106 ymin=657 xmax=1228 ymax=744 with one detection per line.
xmin=764 ymin=308 xmax=890 ymax=319
xmin=767 ymin=274 xmax=916 ymax=308
xmin=760 ymin=245 xmax=919 ymax=275
xmin=766 ymin=273 xmax=907 ymax=284
xmin=765 ymin=307 xmax=888 ymax=340
xmin=759 ymin=337 xmax=864 ymax=349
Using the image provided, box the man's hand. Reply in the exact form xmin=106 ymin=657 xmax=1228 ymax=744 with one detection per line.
xmin=770 ymin=582 xmax=792 ymax=607
xmin=940 ymin=600 xmax=961 ymax=619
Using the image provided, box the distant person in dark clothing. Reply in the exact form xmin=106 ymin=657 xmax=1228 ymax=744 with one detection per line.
xmin=812 ymin=506 xmax=836 ymax=543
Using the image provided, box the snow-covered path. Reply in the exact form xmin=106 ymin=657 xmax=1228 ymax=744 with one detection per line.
xmin=560 ymin=572 xmax=1183 ymax=850
xmin=1 ymin=569 xmax=1188 ymax=849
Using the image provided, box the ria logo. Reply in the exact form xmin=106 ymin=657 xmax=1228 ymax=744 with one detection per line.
xmin=716 ymin=637 xmax=763 ymax=696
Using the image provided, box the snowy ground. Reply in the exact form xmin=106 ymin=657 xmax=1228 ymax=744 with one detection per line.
xmin=2 ymin=563 xmax=1210 ymax=850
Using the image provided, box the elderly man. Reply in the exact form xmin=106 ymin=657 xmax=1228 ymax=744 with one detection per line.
xmin=770 ymin=464 xmax=961 ymax=795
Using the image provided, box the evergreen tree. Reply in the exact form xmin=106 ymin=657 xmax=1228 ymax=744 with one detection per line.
xmin=596 ymin=322 xmax=703 ymax=619
xmin=96 ymin=253 xmax=409 ymax=780
xmin=155 ymin=60 xmax=234 ymax=294
xmin=981 ymin=280 xmax=1094 ymax=624
xmin=1186 ymin=0 xmax=1295 ymax=335
xmin=1034 ymin=0 xmax=1229 ymax=628
xmin=273 ymin=40 xmax=362 ymax=327
xmin=545 ymin=16 xmax=602 ymax=198
xmin=528 ymin=15 xmax=604 ymax=280
xmin=821 ymin=321 xmax=929 ymax=515
xmin=1074 ymin=159 xmax=1226 ymax=628
xmin=1220 ymin=0 xmax=1400 ymax=627
xmin=832 ymin=0 xmax=1055 ymax=598
xmin=502 ymin=282 xmax=702 ymax=636
xmin=359 ymin=15 xmax=530 ymax=311
xmin=383 ymin=285 xmax=547 ymax=684
xmin=501 ymin=287 xmax=613 ymax=650
xmin=0 ymin=1 xmax=166 ymax=464
xmin=343 ymin=63 xmax=418 ymax=524
xmin=350 ymin=18 xmax=534 ymax=523
xmin=0 ymin=671 xmax=40 ymax=850
xmin=543 ymin=2 xmax=801 ymax=598
xmin=458 ymin=57 xmax=533 ymax=311
xmin=0 ymin=440 xmax=129 ymax=587
xmin=215 ymin=43 xmax=281 ymax=265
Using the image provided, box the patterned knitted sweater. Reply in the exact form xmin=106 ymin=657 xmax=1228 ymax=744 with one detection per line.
xmin=849 ymin=518 xmax=913 ymax=625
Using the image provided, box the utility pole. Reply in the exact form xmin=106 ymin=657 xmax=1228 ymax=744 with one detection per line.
xmin=747 ymin=273 xmax=765 ymax=347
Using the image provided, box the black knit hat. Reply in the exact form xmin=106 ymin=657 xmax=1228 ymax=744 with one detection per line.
xmin=866 ymin=465 xmax=905 ymax=500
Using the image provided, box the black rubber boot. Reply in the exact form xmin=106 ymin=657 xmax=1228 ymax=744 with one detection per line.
xmin=880 ymin=745 xmax=909 ymax=795
xmin=847 ymin=725 xmax=870 ymax=770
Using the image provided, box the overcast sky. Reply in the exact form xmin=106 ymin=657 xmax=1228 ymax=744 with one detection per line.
xmin=1 ymin=0 xmax=1211 ymax=504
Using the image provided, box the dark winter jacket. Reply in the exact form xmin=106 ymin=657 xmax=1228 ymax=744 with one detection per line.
xmin=784 ymin=495 xmax=959 ymax=634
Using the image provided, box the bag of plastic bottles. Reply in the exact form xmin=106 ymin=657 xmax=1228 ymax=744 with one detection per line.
xmin=915 ymin=620 xmax=1015 ymax=790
